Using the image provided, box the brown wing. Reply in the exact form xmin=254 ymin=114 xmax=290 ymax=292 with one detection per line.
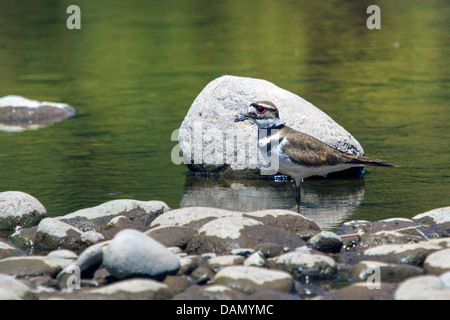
xmin=280 ymin=126 xmax=394 ymax=167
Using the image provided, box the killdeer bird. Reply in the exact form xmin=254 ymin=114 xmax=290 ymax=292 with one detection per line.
xmin=235 ymin=101 xmax=395 ymax=212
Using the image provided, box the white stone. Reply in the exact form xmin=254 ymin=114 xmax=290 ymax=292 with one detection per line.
xmin=197 ymin=217 xmax=263 ymax=240
xmin=179 ymin=75 xmax=364 ymax=172
xmin=412 ymin=206 xmax=450 ymax=224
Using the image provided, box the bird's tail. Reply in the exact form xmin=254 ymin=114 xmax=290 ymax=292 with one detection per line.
xmin=345 ymin=154 xmax=397 ymax=167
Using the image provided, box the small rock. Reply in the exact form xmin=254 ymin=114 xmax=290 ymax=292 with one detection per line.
xmin=35 ymin=217 xmax=84 ymax=250
xmin=214 ymin=266 xmax=294 ymax=294
xmin=61 ymin=278 xmax=174 ymax=300
xmin=424 ymin=248 xmax=450 ymax=275
xmin=270 ymin=247 xmax=337 ymax=281
xmin=0 ymin=274 xmax=35 ymax=300
xmin=0 ymin=256 xmax=72 ymax=277
xmin=318 ymin=282 xmax=397 ymax=300
xmin=163 ymin=275 xmax=191 ymax=294
xmin=207 ymin=255 xmax=245 ymax=271
xmin=362 ymin=238 xmax=450 ymax=266
xmin=395 ymin=272 xmax=450 ymax=300
xmin=243 ymin=209 xmax=321 ymax=240
xmin=244 ymin=251 xmax=266 ymax=267
xmin=57 ymin=199 xmax=169 ymax=233
xmin=103 ymin=215 xmax=145 ymax=238
xmin=178 ymin=255 xmax=201 ymax=275
xmin=47 ymin=249 xmax=78 ymax=259
xmin=307 ymin=231 xmax=343 ymax=253
xmin=10 ymin=226 xmax=37 ymax=251
xmin=248 ymin=290 xmax=300 ymax=300
xmin=150 ymin=207 xmax=239 ymax=231
xmin=230 ymin=248 xmax=255 ymax=257
xmin=0 ymin=240 xmax=26 ymax=258
xmin=0 ymin=95 xmax=75 ymax=131
xmin=412 ymin=206 xmax=450 ymax=238
xmin=190 ymin=266 xmax=215 ymax=284
xmin=145 ymin=225 xmax=195 ymax=249
xmin=0 ymin=191 xmax=47 ymax=230
xmin=80 ymin=230 xmax=106 ymax=245
xmin=102 ymin=229 xmax=180 ymax=280
xmin=412 ymin=206 xmax=450 ymax=225
xmin=350 ymin=260 xmax=423 ymax=282
xmin=357 ymin=230 xmax=417 ymax=250
xmin=187 ymin=216 xmax=305 ymax=254
xmin=256 ymin=243 xmax=283 ymax=258
xmin=172 ymin=284 xmax=247 ymax=300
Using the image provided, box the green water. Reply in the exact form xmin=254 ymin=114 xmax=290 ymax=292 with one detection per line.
xmin=0 ymin=0 xmax=448 ymax=229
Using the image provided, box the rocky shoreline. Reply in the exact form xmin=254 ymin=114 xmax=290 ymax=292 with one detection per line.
xmin=0 ymin=191 xmax=449 ymax=300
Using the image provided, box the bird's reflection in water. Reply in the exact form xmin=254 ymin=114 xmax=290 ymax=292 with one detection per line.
xmin=180 ymin=175 xmax=365 ymax=230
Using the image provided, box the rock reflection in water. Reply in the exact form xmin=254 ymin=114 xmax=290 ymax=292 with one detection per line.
xmin=180 ymin=175 xmax=365 ymax=230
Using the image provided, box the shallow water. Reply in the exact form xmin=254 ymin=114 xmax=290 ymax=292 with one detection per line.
xmin=0 ymin=0 xmax=448 ymax=229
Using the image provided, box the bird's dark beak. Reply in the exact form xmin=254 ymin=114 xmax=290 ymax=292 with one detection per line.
xmin=234 ymin=113 xmax=252 ymax=122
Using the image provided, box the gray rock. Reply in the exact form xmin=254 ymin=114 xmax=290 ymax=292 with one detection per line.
xmin=412 ymin=206 xmax=450 ymax=238
xmin=0 ymin=95 xmax=75 ymax=132
xmin=244 ymin=251 xmax=266 ymax=267
xmin=47 ymin=249 xmax=78 ymax=260
xmin=80 ymin=230 xmax=106 ymax=245
xmin=270 ymin=246 xmax=337 ymax=280
xmin=0 ymin=240 xmax=26 ymax=258
xmin=178 ymin=255 xmax=201 ymax=275
xmin=57 ymin=241 xmax=109 ymax=288
xmin=172 ymin=284 xmax=247 ymax=300
xmin=0 ymin=274 xmax=35 ymax=300
xmin=412 ymin=206 xmax=450 ymax=225
xmin=145 ymin=225 xmax=195 ymax=249
xmin=317 ymin=282 xmax=397 ymax=300
xmin=214 ymin=266 xmax=294 ymax=294
xmin=0 ymin=256 xmax=72 ymax=277
xmin=57 ymin=199 xmax=169 ymax=232
xmin=424 ymin=248 xmax=450 ymax=275
xmin=243 ymin=209 xmax=321 ymax=240
xmin=0 ymin=191 xmax=47 ymax=230
xmin=307 ymin=231 xmax=343 ymax=253
xmin=187 ymin=216 xmax=305 ymax=254
xmin=362 ymin=238 xmax=450 ymax=266
xmin=102 ymin=229 xmax=180 ymax=280
xmin=190 ymin=266 xmax=215 ymax=284
xmin=59 ymin=278 xmax=174 ymax=300
xmin=10 ymin=226 xmax=37 ymax=251
xmin=150 ymin=207 xmax=239 ymax=231
xmin=207 ymin=255 xmax=245 ymax=271
xmin=102 ymin=215 xmax=145 ymax=238
xmin=178 ymin=75 xmax=363 ymax=175
xmin=395 ymin=273 xmax=450 ymax=300
xmin=35 ymin=217 xmax=84 ymax=250
xmin=350 ymin=260 xmax=423 ymax=282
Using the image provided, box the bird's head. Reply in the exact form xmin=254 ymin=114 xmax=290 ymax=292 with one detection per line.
xmin=234 ymin=101 xmax=282 ymax=129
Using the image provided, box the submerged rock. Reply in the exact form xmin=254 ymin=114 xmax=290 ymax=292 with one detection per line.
xmin=178 ymin=75 xmax=364 ymax=175
xmin=57 ymin=199 xmax=169 ymax=233
xmin=0 ymin=95 xmax=75 ymax=132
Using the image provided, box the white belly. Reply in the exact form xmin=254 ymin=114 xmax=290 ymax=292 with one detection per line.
xmin=260 ymin=137 xmax=358 ymax=183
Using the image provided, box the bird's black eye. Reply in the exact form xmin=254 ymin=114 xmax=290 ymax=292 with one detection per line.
xmin=256 ymin=106 xmax=266 ymax=114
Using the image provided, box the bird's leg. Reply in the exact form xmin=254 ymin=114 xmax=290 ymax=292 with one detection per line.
xmin=294 ymin=179 xmax=301 ymax=213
